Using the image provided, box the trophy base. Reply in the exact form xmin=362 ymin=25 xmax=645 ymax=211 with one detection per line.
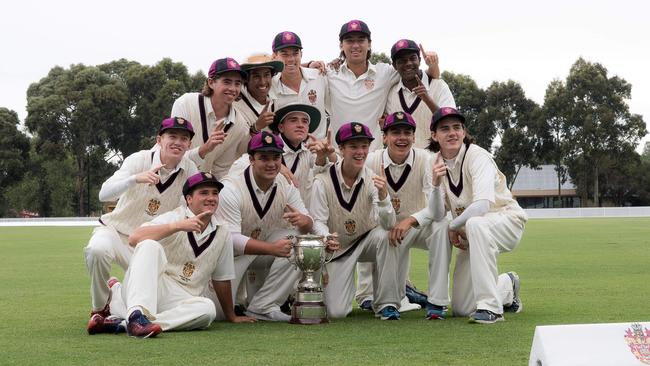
xmin=290 ymin=292 xmax=329 ymax=325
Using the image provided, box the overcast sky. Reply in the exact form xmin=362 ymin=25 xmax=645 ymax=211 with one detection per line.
xmin=2 ymin=0 xmax=648 ymax=151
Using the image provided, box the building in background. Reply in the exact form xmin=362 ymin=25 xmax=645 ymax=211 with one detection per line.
xmin=511 ymin=165 xmax=580 ymax=208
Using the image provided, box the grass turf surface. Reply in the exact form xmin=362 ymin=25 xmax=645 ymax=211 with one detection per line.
xmin=1 ymin=218 xmax=649 ymax=365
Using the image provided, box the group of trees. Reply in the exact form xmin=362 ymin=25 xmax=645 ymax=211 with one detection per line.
xmin=1 ymin=58 xmax=204 ymax=217
xmin=0 ymin=56 xmax=647 ymax=217
xmin=442 ymin=58 xmax=647 ymax=207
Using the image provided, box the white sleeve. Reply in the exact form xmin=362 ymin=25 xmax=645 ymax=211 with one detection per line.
xmin=449 ymin=199 xmax=490 ymax=230
xmin=430 ymin=79 xmax=456 ymax=108
xmin=215 ymin=184 xmax=248 ymax=255
xmin=286 ymin=184 xmax=310 ymax=216
xmin=185 ymin=148 xmax=204 ymax=169
xmin=469 ymin=153 xmax=497 ymax=203
xmin=211 ymin=230 xmax=235 ymax=281
xmin=427 ymin=186 xmax=447 ymax=222
xmin=309 ymin=179 xmax=331 ymax=237
xmin=98 ymin=154 xmax=141 ymax=202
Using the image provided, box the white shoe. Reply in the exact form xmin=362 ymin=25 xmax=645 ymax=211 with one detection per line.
xmin=245 ymin=309 xmax=291 ymax=322
xmin=398 ymin=296 xmax=421 ymax=312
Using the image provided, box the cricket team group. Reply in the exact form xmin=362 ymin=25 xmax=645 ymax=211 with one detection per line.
xmin=83 ymin=19 xmax=528 ymax=338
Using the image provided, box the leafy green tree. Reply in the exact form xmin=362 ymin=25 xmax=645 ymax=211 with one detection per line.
xmin=541 ymin=80 xmax=571 ymax=204
xmin=485 ymin=80 xmax=544 ymax=187
xmin=544 ymin=58 xmax=647 ymax=206
xmin=0 ymin=108 xmax=31 ymax=216
xmin=25 ymin=64 xmax=130 ymax=216
xmin=441 ymin=71 xmax=493 ymax=149
xmin=99 ymin=58 xmax=206 ymax=158
xmin=370 ymin=52 xmax=391 ymax=65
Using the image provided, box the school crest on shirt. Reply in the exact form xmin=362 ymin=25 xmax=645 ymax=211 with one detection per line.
xmin=454 ymin=206 xmax=465 ymax=217
xmin=364 ymin=78 xmax=375 ymax=90
xmin=181 ymin=262 xmax=195 ymax=282
xmin=146 ymin=198 xmax=161 ymax=216
xmin=391 ymin=196 xmax=401 ymax=215
xmin=624 ymin=323 xmax=650 ymax=364
xmin=308 ymin=89 xmax=318 ymax=104
xmin=344 ymin=219 xmax=357 ymax=235
xmin=250 ymin=227 xmax=262 ymax=240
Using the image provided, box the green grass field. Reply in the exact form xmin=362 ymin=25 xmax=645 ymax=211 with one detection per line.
xmin=1 ymin=218 xmax=649 ymax=366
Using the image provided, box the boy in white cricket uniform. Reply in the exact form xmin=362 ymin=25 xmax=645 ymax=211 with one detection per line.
xmin=326 ymin=20 xmax=440 ymax=152
xmin=170 ymin=57 xmax=251 ymax=179
xmin=271 ymin=31 xmax=330 ymax=140
xmin=310 ymin=122 xmax=401 ymax=320
xmin=217 ymin=131 xmax=313 ymax=321
xmin=428 ymin=107 xmax=526 ymax=324
xmin=85 ymin=117 xmax=197 ymax=334
xmin=385 ymin=39 xmax=456 ymax=148
xmin=107 ymin=172 xmax=256 ymax=338
xmin=225 ymin=105 xmax=334 ymax=305
xmin=233 ymin=54 xmax=283 ymax=130
xmin=364 ymin=111 xmax=453 ymax=319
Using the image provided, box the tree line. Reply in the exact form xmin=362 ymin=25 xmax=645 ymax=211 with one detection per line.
xmin=1 ymin=56 xmax=647 ymax=217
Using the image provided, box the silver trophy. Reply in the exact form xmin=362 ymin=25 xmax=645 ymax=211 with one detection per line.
xmin=287 ymin=234 xmax=332 ymax=324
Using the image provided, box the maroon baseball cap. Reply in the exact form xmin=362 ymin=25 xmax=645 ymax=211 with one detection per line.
xmin=335 ymin=122 xmax=375 ymax=145
xmin=183 ymin=172 xmax=224 ymax=196
xmin=430 ymin=107 xmax=466 ymax=131
xmin=383 ymin=111 xmax=416 ymax=132
xmin=208 ymin=57 xmax=247 ymax=79
xmin=272 ymin=31 xmax=303 ymax=52
xmin=391 ymin=39 xmax=420 ymax=62
xmin=248 ymin=131 xmax=285 ymax=154
xmin=339 ymin=20 xmax=371 ymax=41
xmin=158 ymin=117 xmax=195 ymax=139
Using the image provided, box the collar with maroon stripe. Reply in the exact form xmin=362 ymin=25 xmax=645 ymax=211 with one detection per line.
xmin=198 ymin=95 xmax=233 ymax=143
xmin=445 ymin=142 xmax=471 ymax=197
xmin=329 ymin=165 xmax=363 ymax=212
xmin=244 ymin=166 xmax=278 ymax=219
xmin=150 ymin=152 xmax=181 ymax=194
xmin=186 ymin=228 xmax=218 ymax=257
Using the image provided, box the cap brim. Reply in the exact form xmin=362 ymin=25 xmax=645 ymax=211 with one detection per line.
xmin=383 ymin=120 xmax=416 ymax=132
xmin=271 ymin=104 xmax=321 ymax=133
xmin=248 ymin=146 xmax=284 ymax=154
xmin=159 ymin=127 xmax=195 ymax=139
xmin=273 ymin=44 xmax=303 ymax=51
xmin=240 ymin=61 xmax=285 ymax=74
xmin=391 ymin=48 xmax=420 ymax=62
xmin=183 ymin=180 xmax=224 ymax=196
xmin=339 ymin=31 xmax=371 ymax=41
xmin=337 ymin=134 xmax=375 ymax=145
xmin=214 ymin=70 xmax=248 ymax=80
xmin=431 ymin=113 xmax=466 ymax=131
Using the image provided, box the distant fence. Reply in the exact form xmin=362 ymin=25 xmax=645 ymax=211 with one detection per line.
xmin=1 ymin=207 xmax=649 ymax=227
xmin=525 ymin=206 xmax=650 ymax=219
xmin=0 ymin=217 xmax=101 ymax=227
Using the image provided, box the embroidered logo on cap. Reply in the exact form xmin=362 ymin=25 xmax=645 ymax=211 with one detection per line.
xmin=350 ymin=22 xmax=359 ymax=30
xmin=227 ymin=59 xmax=237 ymax=69
xmin=354 ymin=124 xmax=362 ymax=133
xmin=264 ymin=135 xmax=273 ymax=144
xmin=396 ymin=112 xmax=404 ymax=120
xmin=397 ymin=40 xmax=407 ymax=49
xmin=283 ymin=32 xmax=294 ymax=42
xmin=177 ymin=118 xmax=185 ymax=125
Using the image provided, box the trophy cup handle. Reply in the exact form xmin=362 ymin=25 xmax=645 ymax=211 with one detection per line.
xmin=285 ymin=234 xmax=298 ymax=268
xmin=323 ymin=234 xmax=338 ymax=264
